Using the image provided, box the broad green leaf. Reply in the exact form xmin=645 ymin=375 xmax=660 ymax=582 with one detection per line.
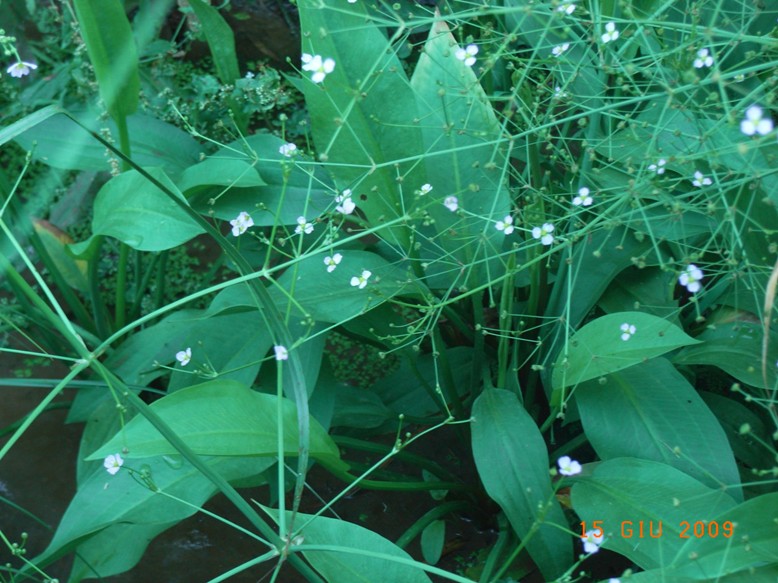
xmin=261 ymin=507 xmax=433 ymax=583
xmin=68 ymin=521 xmax=179 ymax=581
xmin=673 ymin=321 xmax=778 ymax=390
xmin=410 ymin=18 xmax=511 ymax=289
xmin=540 ymin=226 xmax=653 ymax=392
xmin=187 ymin=0 xmax=240 ymax=86
xmin=86 ymin=380 xmax=343 ymax=470
xmin=572 ymin=458 xmax=738 ymax=572
xmin=32 ymin=218 xmax=88 ymax=292
xmin=420 ymin=520 xmax=445 ymax=565
xmin=33 ymin=454 xmax=270 ymax=569
xmin=73 ymin=0 xmax=139 ymax=120
xmin=576 ymin=359 xmax=742 ymax=499
xmin=167 ymin=310 xmax=273 ymax=392
xmin=206 ymin=133 xmax=333 ymax=225
xmin=177 ymin=157 xmax=266 ymax=194
xmin=598 ymin=266 xmax=679 ymax=322
xmin=91 ymin=167 xmax=203 ymax=251
xmin=699 ymin=392 xmax=771 ymax=470
xmin=471 ymin=389 xmax=571 ymax=580
xmin=206 ymin=250 xmax=426 ymax=325
xmin=671 ymin=493 xmax=778 ymax=579
xmin=297 ymin=0 xmax=421 ymax=248
xmin=14 ymin=111 xmax=203 ymax=175
xmin=551 ymin=311 xmax=700 ymax=396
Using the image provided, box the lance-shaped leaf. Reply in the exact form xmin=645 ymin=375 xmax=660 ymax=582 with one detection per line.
xmin=86 ymin=380 xmax=344 ymax=471
xmin=73 ymin=0 xmax=139 ymax=121
xmin=471 ymin=389 xmax=571 ymax=579
xmin=296 ymin=0 xmax=422 ymax=248
xmin=552 ymin=311 xmax=700 ymax=401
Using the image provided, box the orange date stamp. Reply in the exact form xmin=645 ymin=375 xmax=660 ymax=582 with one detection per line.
xmin=581 ymin=520 xmax=735 ymax=539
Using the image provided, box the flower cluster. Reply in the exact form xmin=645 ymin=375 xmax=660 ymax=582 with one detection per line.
xmin=495 ymin=215 xmax=514 ymax=235
xmin=301 ymin=53 xmax=335 ymax=84
xmin=279 ymin=143 xmax=297 ymax=157
xmin=557 ymin=456 xmax=582 ymax=476
xmin=552 ymin=43 xmax=570 ymax=57
xmin=693 ymin=48 xmax=713 ymax=68
xmin=741 ymin=105 xmax=773 ymax=136
xmin=230 ymin=211 xmax=254 ymax=237
xmin=351 ymin=270 xmax=371 ymax=289
xmin=648 ymin=159 xmax=666 ymax=174
xmin=176 ymin=347 xmax=192 ymax=367
xmin=7 ymin=61 xmax=37 ymax=78
xmin=532 ymin=223 xmax=555 ymax=245
xmin=601 ymin=22 xmax=619 ymax=44
xmin=295 ymin=216 xmax=314 ymax=235
xmin=417 ymin=183 xmax=433 ymax=196
xmin=324 ymin=253 xmax=342 ymax=272
xmin=104 ymin=454 xmax=124 ymax=476
xmin=335 ymin=189 xmax=356 ymax=214
xmin=573 ymin=187 xmax=592 ymax=207
xmin=691 ymin=170 xmax=712 ymax=187
xmin=679 ymin=264 xmax=703 ymax=293
xmin=455 ymin=44 xmax=478 ymax=67
xmin=582 ymin=529 xmax=604 ymax=554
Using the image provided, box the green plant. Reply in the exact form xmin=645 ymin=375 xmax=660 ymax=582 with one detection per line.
xmin=1 ymin=0 xmax=777 ymax=581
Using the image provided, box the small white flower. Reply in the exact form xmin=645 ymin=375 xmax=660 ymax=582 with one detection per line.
xmin=6 ymin=61 xmax=37 ymax=78
xmin=557 ymin=456 xmax=582 ymax=476
xmin=648 ymin=159 xmax=666 ymax=175
xmin=734 ymin=73 xmax=745 ymax=83
xmin=553 ymin=86 xmax=569 ymax=100
xmin=455 ymin=44 xmax=479 ymax=67
xmin=495 ymin=215 xmax=515 ymax=235
xmin=601 ymin=22 xmax=619 ymax=44
xmin=444 ymin=196 xmax=459 ymax=212
xmin=740 ymin=105 xmax=774 ymax=136
xmin=245 ymin=71 xmax=255 ymax=79
xmin=324 ymin=253 xmax=343 ymax=272
xmin=229 ymin=211 xmax=254 ymax=237
xmin=274 ymin=345 xmax=289 ymax=361
xmin=335 ymin=189 xmax=356 ymax=214
xmin=418 ymin=183 xmax=433 ymax=195
xmin=679 ymin=264 xmax=704 ymax=293
xmin=104 ymin=454 xmax=124 ymax=476
xmin=532 ymin=223 xmax=555 ymax=245
xmin=609 ymin=579 xmax=621 ymax=583
xmin=301 ymin=53 xmax=335 ymax=84
xmin=582 ymin=529 xmax=604 ymax=554
xmin=693 ymin=48 xmax=713 ymax=69
xmin=573 ymin=187 xmax=593 ymax=206
xmin=347 ymin=0 xmax=357 ymax=3
xmin=176 ymin=347 xmax=192 ymax=367
xmin=691 ymin=170 xmax=712 ymax=187
xmin=350 ymin=270 xmax=371 ymax=289
xmin=552 ymin=43 xmax=570 ymax=57
xmin=557 ymin=1 xmax=576 ymax=15
xmin=620 ymin=323 xmax=636 ymax=341
xmin=294 ymin=216 xmax=314 ymax=235
xmin=279 ymin=143 xmax=297 ymax=157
